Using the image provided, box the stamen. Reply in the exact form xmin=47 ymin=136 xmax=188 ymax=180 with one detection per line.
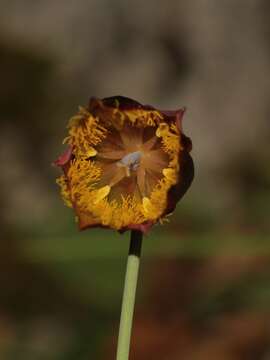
xmin=59 ymin=102 xmax=182 ymax=230
xmin=94 ymin=185 xmax=111 ymax=204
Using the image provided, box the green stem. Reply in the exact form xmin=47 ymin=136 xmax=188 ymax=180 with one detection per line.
xmin=116 ymin=230 xmax=143 ymax=360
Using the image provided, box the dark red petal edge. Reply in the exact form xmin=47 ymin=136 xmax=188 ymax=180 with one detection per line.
xmin=89 ymin=96 xmax=186 ymax=125
xmin=163 ymin=134 xmax=194 ymax=216
xmin=53 ymin=145 xmax=74 ymax=168
xmin=120 ymin=221 xmax=155 ymax=235
xmin=78 ymin=221 xmax=154 ymax=235
xmin=160 ymin=108 xmax=186 ymax=131
xmin=100 ymin=96 xmax=144 ymax=110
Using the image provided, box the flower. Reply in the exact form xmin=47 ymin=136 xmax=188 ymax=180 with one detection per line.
xmin=54 ymin=96 xmax=194 ymax=233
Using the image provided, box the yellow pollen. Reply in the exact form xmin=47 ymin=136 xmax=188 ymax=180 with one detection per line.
xmin=57 ymin=102 xmax=182 ymax=230
xmin=156 ymin=123 xmax=169 ymax=137
xmin=156 ymin=122 xmax=181 ymax=155
xmin=93 ymin=185 xmax=111 ymax=204
xmin=163 ymin=168 xmax=177 ymax=182
xmin=86 ymin=147 xmax=97 ymax=157
xmin=56 ymin=175 xmax=72 ymax=207
xmin=142 ymin=197 xmax=156 ymax=218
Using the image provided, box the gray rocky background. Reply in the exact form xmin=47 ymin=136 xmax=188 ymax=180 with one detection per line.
xmin=1 ymin=0 xmax=269 ymax=227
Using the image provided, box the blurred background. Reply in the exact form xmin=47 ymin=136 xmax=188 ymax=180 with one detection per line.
xmin=0 ymin=0 xmax=270 ymax=359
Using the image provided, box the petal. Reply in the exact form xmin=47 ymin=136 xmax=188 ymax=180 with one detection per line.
xmin=144 ymin=169 xmax=161 ymax=196
xmin=109 ymin=168 xmax=127 ymax=187
xmin=160 ymin=108 xmax=186 ymax=131
xmin=53 ymin=146 xmax=73 ymax=167
xmin=137 ymin=166 xmax=146 ymax=196
xmin=95 ymin=162 xmax=124 ymax=188
xmin=78 ymin=212 xmax=100 ymax=231
xmin=101 ymin=96 xmax=143 ymax=110
xmin=119 ymin=125 xmax=143 ymax=150
xmin=141 ymin=135 xmax=157 ymax=151
xmin=163 ymin=137 xmax=194 ymax=216
xmin=97 ymin=149 xmax=126 ymax=160
xmin=122 ymin=221 xmax=155 ymax=234
xmin=142 ymin=149 xmax=168 ymax=173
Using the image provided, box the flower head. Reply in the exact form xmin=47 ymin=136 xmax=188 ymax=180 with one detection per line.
xmin=55 ymin=96 xmax=194 ymax=233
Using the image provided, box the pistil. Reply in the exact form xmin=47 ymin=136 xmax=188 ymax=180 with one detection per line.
xmin=117 ymin=151 xmax=142 ymax=177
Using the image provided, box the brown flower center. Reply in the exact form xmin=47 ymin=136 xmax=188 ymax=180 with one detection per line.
xmin=95 ymin=124 xmax=169 ymax=201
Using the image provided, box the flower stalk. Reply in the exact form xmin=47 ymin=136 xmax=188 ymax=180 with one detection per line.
xmin=116 ymin=230 xmax=143 ymax=360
